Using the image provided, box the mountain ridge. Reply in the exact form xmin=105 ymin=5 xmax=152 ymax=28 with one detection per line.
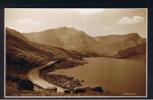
xmin=23 ymin=27 xmax=99 ymax=54
xmin=23 ymin=27 xmax=146 ymax=58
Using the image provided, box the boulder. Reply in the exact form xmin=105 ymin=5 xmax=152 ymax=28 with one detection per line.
xmin=73 ymin=87 xmax=86 ymax=93
xmin=17 ymin=79 xmax=34 ymax=90
xmin=64 ymin=89 xmax=71 ymax=93
xmin=92 ymin=86 xmax=104 ymax=93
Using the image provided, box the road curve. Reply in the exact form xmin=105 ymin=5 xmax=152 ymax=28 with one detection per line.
xmin=27 ymin=61 xmax=65 ymax=93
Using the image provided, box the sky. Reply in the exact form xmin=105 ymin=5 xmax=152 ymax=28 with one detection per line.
xmin=5 ymin=8 xmax=147 ymax=37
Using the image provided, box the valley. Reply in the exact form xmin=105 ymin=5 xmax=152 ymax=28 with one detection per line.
xmin=6 ymin=27 xmax=146 ymax=96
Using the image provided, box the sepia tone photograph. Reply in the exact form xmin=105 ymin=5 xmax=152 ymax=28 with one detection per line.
xmin=5 ymin=8 xmax=147 ymax=97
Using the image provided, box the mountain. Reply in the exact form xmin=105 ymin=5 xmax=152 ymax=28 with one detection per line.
xmin=24 ymin=27 xmax=146 ymax=59
xmin=6 ymin=28 xmax=84 ymax=81
xmin=94 ymin=33 xmax=146 ymax=58
xmin=24 ymin=27 xmax=99 ymax=54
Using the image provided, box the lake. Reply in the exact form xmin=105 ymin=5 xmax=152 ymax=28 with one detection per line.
xmin=51 ymin=57 xmax=146 ymax=96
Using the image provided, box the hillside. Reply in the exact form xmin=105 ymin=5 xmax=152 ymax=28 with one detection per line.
xmin=6 ymin=28 xmax=84 ymax=81
xmin=24 ymin=27 xmax=146 ymax=59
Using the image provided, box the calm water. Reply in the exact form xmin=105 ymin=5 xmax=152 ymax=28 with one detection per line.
xmin=52 ymin=57 xmax=146 ymax=96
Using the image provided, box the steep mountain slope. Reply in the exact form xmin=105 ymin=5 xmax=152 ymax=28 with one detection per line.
xmin=6 ymin=27 xmax=28 ymax=41
xmin=6 ymin=28 xmax=83 ymax=80
xmin=114 ymin=42 xmax=146 ymax=59
xmin=24 ymin=27 xmax=99 ymax=54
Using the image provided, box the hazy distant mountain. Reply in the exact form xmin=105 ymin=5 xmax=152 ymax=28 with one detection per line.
xmin=24 ymin=27 xmax=146 ymax=58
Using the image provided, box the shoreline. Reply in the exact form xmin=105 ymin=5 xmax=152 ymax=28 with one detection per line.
xmin=6 ymin=56 xmax=145 ymax=96
xmin=27 ymin=60 xmax=66 ymax=93
xmin=41 ymin=57 xmax=146 ymax=96
xmin=39 ymin=59 xmax=110 ymax=95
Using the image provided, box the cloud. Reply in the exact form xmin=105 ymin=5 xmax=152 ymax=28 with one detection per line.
xmin=118 ymin=16 xmax=144 ymax=25
xmin=17 ymin=18 xmax=42 ymax=26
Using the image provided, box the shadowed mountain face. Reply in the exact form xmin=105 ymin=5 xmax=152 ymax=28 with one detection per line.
xmin=24 ymin=27 xmax=146 ymax=59
xmin=6 ymin=28 xmax=83 ymax=80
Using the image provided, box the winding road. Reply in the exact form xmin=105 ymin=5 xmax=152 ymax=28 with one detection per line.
xmin=27 ymin=60 xmax=65 ymax=93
